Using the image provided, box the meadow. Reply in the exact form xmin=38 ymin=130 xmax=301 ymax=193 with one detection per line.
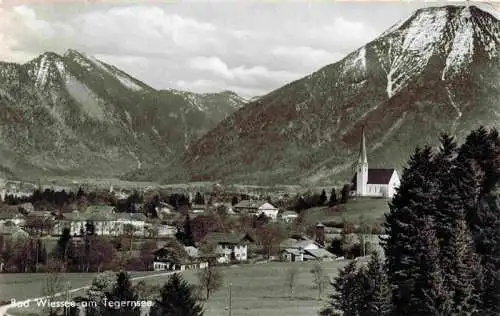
xmin=302 ymin=197 xmax=390 ymax=226
xmin=2 ymin=260 xmax=353 ymax=316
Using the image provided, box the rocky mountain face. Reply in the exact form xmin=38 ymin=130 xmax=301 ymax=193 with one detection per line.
xmin=172 ymin=5 xmax=500 ymax=185
xmin=0 ymin=49 xmax=245 ymax=180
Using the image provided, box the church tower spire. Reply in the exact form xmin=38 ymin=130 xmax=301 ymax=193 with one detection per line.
xmin=356 ymin=126 xmax=368 ymax=196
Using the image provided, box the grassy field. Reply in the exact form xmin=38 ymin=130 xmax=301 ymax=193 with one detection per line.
xmin=302 ymin=198 xmax=390 ymax=226
xmin=3 ymin=260 xmax=353 ymax=316
xmin=0 ymin=271 xmax=157 ymax=303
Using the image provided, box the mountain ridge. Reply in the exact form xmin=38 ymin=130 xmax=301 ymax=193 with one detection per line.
xmin=144 ymin=4 xmax=500 ymax=186
xmin=0 ymin=49 xmax=246 ymax=180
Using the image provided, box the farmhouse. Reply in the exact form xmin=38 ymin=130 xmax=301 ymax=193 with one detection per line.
xmin=233 ymin=200 xmax=279 ymax=220
xmin=279 ymin=235 xmax=335 ymax=262
xmin=203 ymin=232 xmax=254 ymax=263
xmin=351 ymin=127 xmax=400 ymax=198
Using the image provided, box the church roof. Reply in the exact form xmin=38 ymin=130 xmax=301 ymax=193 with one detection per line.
xmin=351 ymin=169 xmax=395 ymax=185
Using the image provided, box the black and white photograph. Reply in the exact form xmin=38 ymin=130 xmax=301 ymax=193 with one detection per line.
xmin=0 ymin=0 xmax=498 ymax=315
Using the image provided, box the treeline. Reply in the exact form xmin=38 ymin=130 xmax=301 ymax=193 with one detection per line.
xmin=292 ymin=185 xmax=351 ymax=213
xmin=1 ymin=225 xmax=160 ymax=273
xmin=322 ymin=128 xmax=500 ymax=315
xmin=51 ymin=271 xmax=204 ymax=316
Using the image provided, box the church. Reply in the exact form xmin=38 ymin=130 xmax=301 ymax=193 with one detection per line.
xmin=350 ymin=128 xmax=400 ymax=198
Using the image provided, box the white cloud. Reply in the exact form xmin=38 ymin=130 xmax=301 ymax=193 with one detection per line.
xmin=307 ymin=17 xmax=378 ymax=48
xmin=1 ymin=3 xmax=423 ymax=98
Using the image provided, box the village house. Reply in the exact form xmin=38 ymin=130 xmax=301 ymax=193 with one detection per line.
xmin=152 ymin=246 xmax=208 ymax=272
xmin=53 ymin=205 xmax=147 ymax=236
xmin=350 ymin=127 xmax=400 ymax=198
xmin=279 ymin=233 xmax=336 ymax=262
xmin=0 ymin=208 xmax=26 ymax=226
xmin=233 ymin=200 xmax=279 ymax=220
xmin=280 ymin=210 xmax=299 ymax=223
xmin=203 ymin=232 xmax=254 ymax=263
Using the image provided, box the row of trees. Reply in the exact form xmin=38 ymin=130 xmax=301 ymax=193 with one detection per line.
xmin=42 ymin=266 xmax=224 ymax=316
xmin=293 ymin=186 xmax=350 ymax=213
xmin=322 ymin=128 xmax=500 ymax=315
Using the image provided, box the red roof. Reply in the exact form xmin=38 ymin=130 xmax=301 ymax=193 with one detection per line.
xmin=351 ymin=168 xmax=395 ymax=185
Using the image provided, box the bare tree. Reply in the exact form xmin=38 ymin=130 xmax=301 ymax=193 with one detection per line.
xmin=310 ymin=263 xmax=329 ymax=300
xmin=285 ymin=266 xmax=299 ymax=297
xmin=197 ymin=265 xmax=224 ymax=300
xmin=357 ymin=215 xmax=372 ymax=257
xmin=123 ymin=224 xmax=137 ymax=251
xmin=42 ymin=272 xmax=64 ymax=316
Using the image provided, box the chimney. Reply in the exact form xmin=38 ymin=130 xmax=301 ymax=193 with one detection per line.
xmin=315 ymin=222 xmax=326 ymax=247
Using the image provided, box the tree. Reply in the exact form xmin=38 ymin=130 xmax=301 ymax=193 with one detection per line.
xmin=328 ymin=188 xmax=338 ymax=206
xmin=323 ymin=259 xmax=362 ymax=316
xmin=231 ymin=196 xmax=239 ymax=206
xmin=176 ymin=214 xmax=195 ymax=246
xmin=310 ymin=263 xmax=329 ymax=300
xmin=104 ymin=271 xmax=140 ymax=316
xmin=361 ymin=252 xmax=391 ymax=316
xmin=123 ymin=224 xmax=137 ymax=251
xmin=42 ymin=272 xmax=64 ymax=316
xmin=382 ymin=146 xmax=439 ymax=315
xmin=150 ymin=273 xmax=204 ymax=316
xmin=86 ymin=271 xmax=116 ymax=316
xmin=197 ymin=265 xmax=223 ymax=300
xmin=285 ymin=265 xmax=299 ymax=297
xmin=340 ymin=184 xmax=350 ymax=204
xmin=319 ymin=189 xmax=327 ymax=205
xmin=194 ymin=192 xmax=205 ymax=205
xmin=55 ymin=227 xmax=72 ymax=269
xmin=258 ymin=223 xmax=287 ymax=260
xmin=448 ymin=219 xmax=483 ymax=315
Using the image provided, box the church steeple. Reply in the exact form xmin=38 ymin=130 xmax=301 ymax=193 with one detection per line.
xmin=358 ymin=126 xmax=367 ymax=165
xmin=356 ymin=126 xmax=368 ymax=196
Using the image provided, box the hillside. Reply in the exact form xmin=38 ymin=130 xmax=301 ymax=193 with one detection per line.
xmin=156 ymin=5 xmax=500 ymax=185
xmin=0 ymin=49 xmax=245 ymax=180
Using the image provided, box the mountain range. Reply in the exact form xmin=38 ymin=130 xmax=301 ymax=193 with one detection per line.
xmin=0 ymin=49 xmax=245 ymax=180
xmin=148 ymin=4 xmax=498 ymax=186
xmin=1 ymin=4 xmax=499 ymax=186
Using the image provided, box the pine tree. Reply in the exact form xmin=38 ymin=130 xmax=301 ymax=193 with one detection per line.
xmin=150 ymin=273 xmax=204 ymax=316
xmin=360 ymin=251 xmax=391 ymax=316
xmin=382 ymin=146 xmax=439 ymax=315
xmin=323 ymin=259 xmax=362 ymax=316
xmin=448 ymin=219 xmax=482 ymax=315
xmin=472 ymin=194 xmax=500 ymax=314
xmin=412 ymin=219 xmax=453 ymax=316
xmin=457 ymin=127 xmax=500 ymax=314
xmin=183 ymin=214 xmax=195 ymax=246
xmin=328 ymin=188 xmax=338 ymax=206
xmin=319 ymin=189 xmax=327 ymax=205
xmin=104 ymin=272 xmax=140 ymax=316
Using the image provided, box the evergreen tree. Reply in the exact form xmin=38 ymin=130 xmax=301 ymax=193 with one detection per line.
xmin=104 ymin=272 xmax=140 ymax=316
xmin=340 ymin=184 xmax=350 ymax=204
xmin=382 ymin=146 xmax=439 ymax=315
xmin=457 ymin=127 xmax=500 ymax=314
xmin=319 ymin=189 xmax=327 ymax=205
xmin=55 ymin=228 xmax=72 ymax=265
xmin=194 ymin=192 xmax=205 ymax=205
xmin=328 ymin=188 xmax=338 ymax=206
xmin=412 ymin=219 xmax=453 ymax=316
xmin=150 ymin=273 xmax=203 ymax=316
xmin=182 ymin=214 xmax=195 ymax=246
xmin=360 ymin=251 xmax=391 ymax=316
xmin=448 ymin=219 xmax=482 ymax=315
xmin=472 ymin=194 xmax=500 ymax=314
xmin=231 ymin=196 xmax=239 ymax=206
xmin=323 ymin=259 xmax=362 ymax=316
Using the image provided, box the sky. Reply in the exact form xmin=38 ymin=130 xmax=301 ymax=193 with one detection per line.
xmin=0 ymin=0 xmax=498 ymax=98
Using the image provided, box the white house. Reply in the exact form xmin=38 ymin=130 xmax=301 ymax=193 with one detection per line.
xmin=203 ymin=232 xmax=254 ymax=263
xmin=351 ymin=127 xmax=400 ymax=198
xmin=233 ymin=200 xmax=279 ymax=220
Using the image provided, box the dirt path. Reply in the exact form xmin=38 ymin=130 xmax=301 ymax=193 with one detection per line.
xmin=0 ymin=270 xmax=179 ymax=316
